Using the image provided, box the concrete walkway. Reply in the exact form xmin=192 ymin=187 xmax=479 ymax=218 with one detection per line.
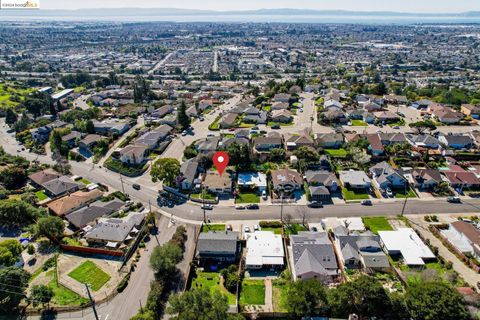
xmin=407 ymin=215 xmax=480 ymax=289
xmin=264 ymin=279 xmax=273 ymax=312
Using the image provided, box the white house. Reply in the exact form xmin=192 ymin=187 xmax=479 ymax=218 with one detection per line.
xmin=237 ymin=172 xmax=267 ymax=193
xmin=245 ymin=231 xmax=284 ymax=269
xmin=441 ymin=221 xmax=480 ymax=259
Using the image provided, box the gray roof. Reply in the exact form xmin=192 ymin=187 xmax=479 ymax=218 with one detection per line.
xmin=337 ymin=234 xmax=389 ymax=269
xmin=66 ymin=199 xmax=125 ymax=229
xmin=291 ymin=232 xmax=338 ymax=276
xmin=197 ymin=231 xmax=239 ymax=255
xmin=180 ymin=159 xmax=199 ymax=185
xmin=43 ymin=176 xmax=82 ymax=196
xmin=309 ymin=186 xmax=330 ymax=196
xmin=84 ymin=212 xmax=145 ymax=243
xmin=305 ymin=171 xmax=339 ymax=187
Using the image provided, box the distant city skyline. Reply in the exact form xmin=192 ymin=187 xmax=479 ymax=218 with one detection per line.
xmin=39 ymin=0 xmax=480 ymax=14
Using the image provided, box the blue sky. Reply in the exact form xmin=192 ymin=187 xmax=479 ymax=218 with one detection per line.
xmin=40 ymin=0 xmax=480 ymax=13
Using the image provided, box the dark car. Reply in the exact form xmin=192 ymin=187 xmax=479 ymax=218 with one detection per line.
xmin=271 ymin=124 xmax=280 ymax=129
xmin=308 ymin=201 xmax=323 ymax=208
xmin=246 ymin=204 xmax=259 ymax=210
xmin=361 ymin=200 xmax=373 ymax=206
xmin=201 ymin=204 xmax=214 ymax=210
xmin=132 ymin=184 xmax=141 ymax=190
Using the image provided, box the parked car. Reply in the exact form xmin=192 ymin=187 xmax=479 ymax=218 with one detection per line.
xmin=308 ymin=201 xmax=323 ymax=208
xmin=271 ymin=124 xmax=280 ymax=129
xmin=246 ymin=204 xmax=259 ymax=210
xmin=207 ymin=133 xmax=215 ymax=137
xmin=447 ymin=196 xmax=461 ymax=203
xmin=181 ymin=131 xmax=188 ymax=136
xmin=236 ymin=205 xmax=246 ymax=210
xmin=253 ymin=224 xmax=260 ymax=231
xmin=262 ymin=190 xmax=268 ymax=200
xmin=385 ymin=188 xmax=393 ymax=198
xmin=244 ymin=226 xmax=251 ymax=233
xmin=393 ymin=126 xmax=400 ymax=129
xmin=201 ymin=204 xmax=214 ymax=210
xmin=199 ymin=117 xmax=205 ymax=121
xmin=252 ymin=126 xmax=259 ymax=130
xmin=361 ymin=200 xmax=373 ymax=206
xmin=226 ymin=224 xmax=233 ymax=231
xmin=132 ymin=184 xmax=141 ymax=190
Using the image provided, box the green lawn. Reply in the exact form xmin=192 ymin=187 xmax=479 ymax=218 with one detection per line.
xmin=272 ymin=281 xmax=289 ymax=312
xmin=262 ymin=227 xmax=283 ymax=235
xmin=363 ymin=217 xmax=393 ymax=234
xmin=191 ymin=272 xmax=236 ymax=305
xmin=190 ymin=191 xmax=217 ymax=200
xmin=342 ymin=188 xmax=369 ymax=200
xmin=393 ymin=187 xmax=417 ymax=199
xmin=201 ymin=224 xmax=225 ymax=233
xmin=44 ymin=270 xmax=89 ymax=306
xmin=35 ymin=190 xmax=49 ymax=201
xmin=68 ymin=261 xmax=111 ymax=291
xmin=235 ymin=192 xmax=260 ymax=204
xmin=240 ymin=279 xmax=265 ymax=306
xmin=284 ymin=224 xmax=308 ymax=235
xmin=75 ymin=177 xmax=91 ymax=185
xmin=325 ymin=148 xmax=348 ymax=158
xmin=351 ymin=120 xmax=368 ymax=126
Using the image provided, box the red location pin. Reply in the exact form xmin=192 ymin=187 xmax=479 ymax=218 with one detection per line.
xmin=213 ymin=151 xmax=229 ymax=176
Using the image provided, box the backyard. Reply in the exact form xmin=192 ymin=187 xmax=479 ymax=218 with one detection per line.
xmin=351 ymin=120 xmax=368 ymax=126
xmin=272 ymin=280 xmax=289 ymax=312
xmin=235 ymin=192 xmax=260 ymax=204
xmin=68 ymin=260 xmax=111 ymax=291
xmin=342 ymin=188 xmax=370 ymax=201
xmin=240 ymin=279 xmax=265 ymax=306
xmin=324 ymin=148 xmax=348 ymax=158
xmin=35 ymin=190 xmax=49 ymax=201
xmin=191 ymin=272 xmax=236 ymax=305
xmin=363 ymin=217 xmax=394 ymax=234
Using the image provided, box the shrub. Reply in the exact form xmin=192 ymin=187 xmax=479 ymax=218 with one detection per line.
xmin=259 ymin=221 xmax=283 ymax=228
xmin=27 ymin=244 xmax=35 ymax=255
xmin=445 ymin=261 xmax=453 ymax=270
xmin=424 ymin=216 xmax=431 ymax=222
xmin=117 ymin=273 xmax=131 ymax=292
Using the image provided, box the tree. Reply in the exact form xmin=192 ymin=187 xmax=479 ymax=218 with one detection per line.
xmin=0 ymin=239 xmax=23 ymax=267
xmin=286 ymin=279 xmax=329 ymax=317
xmin=85 ymin=119 xmax=95 ymax=134
xmin=0 ymin=166 xmax=27 ymax=189
xmin=405 ymin=281 xmax=469 ymax=320
xmin=150 ymin=158 xmax=180 ymax=186
xmin=49 ymin=129 xmax=69 ymax=156
xmin=293 ymin=146 xmax=319 ymax=163
xmin=167 ymin=288 xmax=242 ymax=320
xmin=149 ymin=242 xmax=183 ymax=279
xmin=28 ymin=284 xmax=53 ymax=308
xmin=177 ymin=100 xmax=191 ymax=130
xmin=35 ymin=216 xmax=65 ymax=241
xmin=0 ymin=200 xmax=43 ymax=227
xmin=220 ymin=265 xmax=240 ymax=293
xmin=328 ymin=276 xmax=394 ymax=319
xmin=268 ymin=148 xmax=286 ymax=162
xmin=226 ymin=143 xmax=250 ymax=168
xmin=5 ymin=107 xmax=17 ymax=125
xmin=409 ymin=120 xmax=437 ymax=134
xmin=0 ymin=267 xmax=30 ymax=313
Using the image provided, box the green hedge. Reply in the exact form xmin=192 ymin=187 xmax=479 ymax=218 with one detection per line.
xmin=104 ymin=158 xmax=148 ymax=177
xmin=259 ymin=221 xmax=283 ymax=228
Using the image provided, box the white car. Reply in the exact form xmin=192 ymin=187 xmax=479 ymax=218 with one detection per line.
xmin=262 ymin=190 xmax=268 ymax=200
xmin=244 ymin=226 xmax=251 ymax=233
xmin=254 ymin=224 xmax=260 ymax=231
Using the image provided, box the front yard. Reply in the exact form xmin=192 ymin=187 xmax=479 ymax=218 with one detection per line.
xmin=190 ymin=190 xmax=217 ymax=201
xmin=393 ymin=187 xmax=417 ymax=199
xmin=342 ymin=188 xmax=369 ymax=200
xmin=235 ymin=192 xmax=260 ymax=204
xmin=363 ymin=217 xmax=393 ymax=234
xmin=201 ymin=224 xmax=225 ymax=233
xmin=68 ymin=260 xmax=111 ymax=291
xmin=351 ymin=120 xmax=368 ymax=126
xmin=284 ymin=223 xmax=308 ymax=235
xmin=191 ymin=272 xmax=236 ymax=305
xmin=240 ymin=279 xmax=265 ymax=306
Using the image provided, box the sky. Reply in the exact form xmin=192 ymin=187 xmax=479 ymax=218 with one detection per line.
xmin=39 ymin=0 xmax=480 ymax=13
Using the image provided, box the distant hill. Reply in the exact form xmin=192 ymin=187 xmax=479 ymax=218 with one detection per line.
xmin=1 ymin=8 xmax=480 ymax=17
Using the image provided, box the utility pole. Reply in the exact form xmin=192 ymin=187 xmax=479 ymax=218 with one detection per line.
xmin=85 ymin=284 xmax=99 ymax=320
xmin=280 ymin=191 xmax=284 ymax=223
xmin=202 ymin=185 xmax=206 ymax=223
xmin=401 ymin=179 xmax=408 ymax=217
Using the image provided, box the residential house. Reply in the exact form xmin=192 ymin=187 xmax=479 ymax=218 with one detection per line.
xmin=410 ymin=169 xmax=444 ymax=190
xmin=270 ymin=109 xmax=293 ymax=123
xmin=284 ymin=133 xmax=315 ymax=151
xmin=151 ymin=105 xmax=174 ymax=119
xmin=290 ymin=232 xmax=340 ymax=283
xmin=79 ymin=134 xmax=104 ymax=156
xmin=196 ymin=231 xmax=240 ymax=264
xmin=271 ymin=102 xmax=289 ymax=110
xmin=179 ymin=159 xmax=199 ymax=190
xmin=65 ymin=199 xmax=125 ymax=229
xmin=364 ymin=101 xmax=383 ymax=112
xmin=430 ymin=105 xmax=463 ymax=124
xmin=379 ymin=133 xmax=407 ymax=146
xmin=93 ymin=120 xmax=130 ymax=136
xmin=219 ymin=113 xmax=238 ymax=129
xmin=305 ymin=170 xmax=340 ymax=202
xmin=384 ymin=94 xmax=407 ymax=105
xmin=369 ymin=161 xmax=406 ymax=190
xmin=195 ymin=136 xmax=220 ymax=154
xmin=373 ymin=111 xmax=400 ymax=123
xmin=366 ymin=134 xmax=384 ymax=156
xmin=84 ymin=212 xmax=145 ymax=248
xmin=461 ymin=104 xmax=480 ymax=119
xmin=245 ymin=231 xmax=284 ymax=269
xmin=237 ymin=172 xmax=267 ymax=193
xmin=406 ymin=134 xmax=441 ymax=149
xmin=323 ymin=108 xmax=348 ymax=124
xmin=438 ymin=134 xmax=474 ymax=150
xmin=443 ymin=171 xmax=480 ymax=189
xmin=254 ymin=136 xmax=283 ymax=153
xmin=324 ymin=99 xmax=344 ymax=110
xmin=135 ymin=125 xmax=173 ymax=150
xmin=273 ymin=93 xmax=290 ymax=103
xmin=338 ymin=171 xmax=371 ymax=190
xmin=186 ymin=105 xmax=198 ymax=117
xmin=29 ymin=169 xmax=62 ymax=189
xmin=441 ymin=221 xmax=480 ymax=259
xmin=203 ymin=171 xmax=232 ymax=194
xmin=119 ymin=145 xmax=148 ymax=165
xmin=335 ymin=233 xmax=390 ymax=272
xmin=46 ymin=189 xmax=103 ymax=217
xmin=30 ymin=126 xmax=52 ymax=144
xmin=315 ymin=133 xmax=344 ymax=149
xmin=378 ymin=228 xmax=436 ymax=266
xmin=243 ymin=111 xmax=268 ymax=124
xmin=61 ymin=131 xmax=83 ymax=148
xmin=271 ymin=169 xmax=303 ymax=193
xmin=42 ymin=176 xmax=83 ymax=198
